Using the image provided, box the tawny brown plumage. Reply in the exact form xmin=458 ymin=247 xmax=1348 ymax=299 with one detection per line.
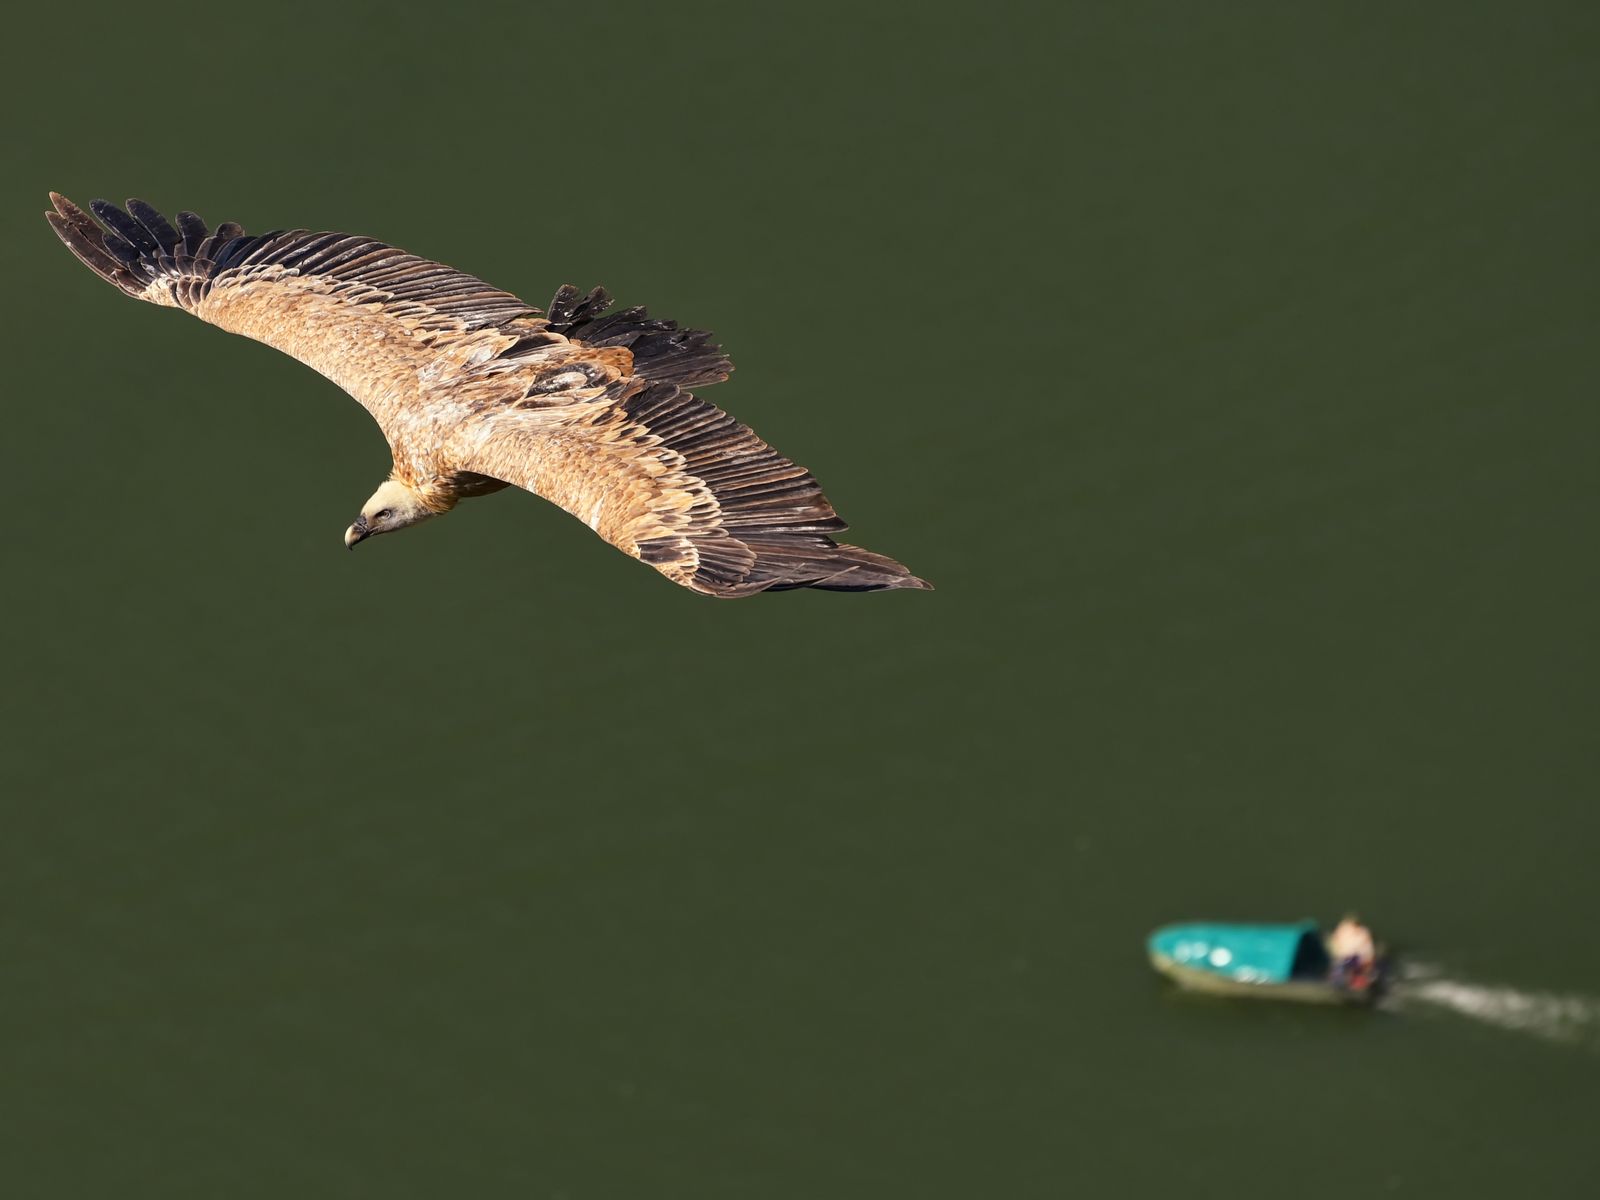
xmin=45 ymin=194 xmax=929 ymax=596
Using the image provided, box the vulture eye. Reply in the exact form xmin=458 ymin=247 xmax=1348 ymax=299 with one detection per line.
xmin=374 ymin=508 xmax=393 ymax=521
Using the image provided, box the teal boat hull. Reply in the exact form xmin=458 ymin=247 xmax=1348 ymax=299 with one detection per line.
xmin=1147 ymin=920 xmax=1383 ymax=1006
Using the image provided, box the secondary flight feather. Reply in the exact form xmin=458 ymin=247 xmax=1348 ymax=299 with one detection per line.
xmin=46 ymin=193 xmax=929 ymax=597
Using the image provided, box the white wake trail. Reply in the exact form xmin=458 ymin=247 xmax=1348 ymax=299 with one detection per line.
xmin=1388 ymin=962 xmax=1600 ymax=1049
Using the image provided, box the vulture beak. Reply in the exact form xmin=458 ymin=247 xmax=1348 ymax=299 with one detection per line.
xmin=344 ymin=517 xmax=369 ymax=549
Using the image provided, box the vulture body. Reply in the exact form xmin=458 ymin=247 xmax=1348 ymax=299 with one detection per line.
xmin=46 ymin=194 xmax=928 ymax=597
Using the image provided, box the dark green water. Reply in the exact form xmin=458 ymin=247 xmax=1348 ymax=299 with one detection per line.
xmin=3 ymin=3 xmax=1596 ymax=1195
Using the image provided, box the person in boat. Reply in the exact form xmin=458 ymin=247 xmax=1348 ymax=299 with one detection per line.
xmin=1328 ymin=915 xmax=1377 ymax=988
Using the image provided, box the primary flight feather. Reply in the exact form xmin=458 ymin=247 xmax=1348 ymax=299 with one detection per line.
xmin=46 ymin=193 xmax=929 ymax=597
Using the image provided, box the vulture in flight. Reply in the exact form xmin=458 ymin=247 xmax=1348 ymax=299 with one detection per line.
xmin=46 ymin=194 xmax=928 ymax=597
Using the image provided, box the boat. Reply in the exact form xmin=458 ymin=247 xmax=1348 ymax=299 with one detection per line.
xmin=1147 ymin=919 xmax=1386 ymax=1005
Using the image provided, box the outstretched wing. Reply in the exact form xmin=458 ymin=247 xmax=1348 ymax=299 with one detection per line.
xmin=457 ymin=289 xmax=929 ymax=597
xmin=45 ymin=193 xmax=544 ymax=438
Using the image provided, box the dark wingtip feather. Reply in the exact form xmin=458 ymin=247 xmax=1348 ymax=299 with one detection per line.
xmin=726 ymin=534 xmax=932 ymax=594
xmin=807 ymin=547 xmax=933 ymax=593
xmin=175 ymin=211 xmax=208 ymax=255
xmin=89 ymin=198 xmax=159 ymax=254
xmin=45 ymin=194 xmax=145 ymax=296
xmin=126 ymin=198 xmax=181 ymax=252
xmin=49 ymin=192 xmax=101 ymax=239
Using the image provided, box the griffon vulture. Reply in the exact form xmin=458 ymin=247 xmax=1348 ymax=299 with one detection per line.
xmin=46 ymin=194 xmax=928 ymax=597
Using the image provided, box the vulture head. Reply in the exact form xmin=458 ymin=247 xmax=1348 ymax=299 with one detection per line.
xmin=345 ymin=480 xmax=439 ymax=549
